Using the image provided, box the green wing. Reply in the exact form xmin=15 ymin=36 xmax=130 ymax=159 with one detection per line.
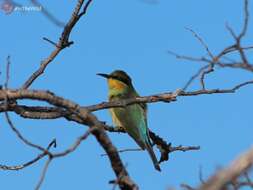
xmin=134 ymin=90 xmax=148 ymax=126
xmin=134 ymin=90 xmax=153 ymax=145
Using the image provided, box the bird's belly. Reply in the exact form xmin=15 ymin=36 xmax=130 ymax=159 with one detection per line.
xmin=110 ymin=106 xmax=137 ymax=128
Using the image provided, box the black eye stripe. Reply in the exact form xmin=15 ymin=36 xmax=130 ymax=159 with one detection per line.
xmin=111 ymin=76 xmax=130 ymax=85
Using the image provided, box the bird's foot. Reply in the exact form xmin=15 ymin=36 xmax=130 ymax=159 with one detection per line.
xmin=114 ymin=126 xmax=125 ymax=132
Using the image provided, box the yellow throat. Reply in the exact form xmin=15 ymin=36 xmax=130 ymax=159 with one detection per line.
xmin=108 ymin=78 xmax=127 ymax=90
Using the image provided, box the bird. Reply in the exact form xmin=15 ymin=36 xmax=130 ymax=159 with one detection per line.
xmin=97 ymin=70 xmax=161 ymax=171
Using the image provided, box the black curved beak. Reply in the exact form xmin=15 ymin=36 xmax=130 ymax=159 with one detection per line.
xmin=97 ymin=73 xmax=110 ymax=79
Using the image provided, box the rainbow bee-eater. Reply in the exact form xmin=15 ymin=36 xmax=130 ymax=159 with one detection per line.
xmin=97 ymin=70 xmax=161 ymax=171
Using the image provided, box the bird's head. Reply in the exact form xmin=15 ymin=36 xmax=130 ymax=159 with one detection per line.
xmin=97 ymin=70 xmax=133 ymax=92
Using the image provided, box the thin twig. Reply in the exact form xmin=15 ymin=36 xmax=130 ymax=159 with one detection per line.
xmin=4 ymin=55 xmax=10 ymax=89
xmin=185 ymin=27 xmax=214 ymax=59
xmin=101 ymin=148 xmax=142 ymax=157
xmin=0 ymin=152 xmax=46 ymax=170
xmin=5 ymin=112 xmax=51 ymax=153
xmin=35 ymin=158 xmax=52 ymax=190
xmin=182 ymin=65 xmax=209 ymax=91
xmin=238 ymin=0 xmax=249 ymax=40
xmin=30 ymin=0 xmax=65 ymax=28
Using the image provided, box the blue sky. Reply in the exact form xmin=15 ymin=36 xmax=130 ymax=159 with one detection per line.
xmin=0 ymin=0 xmax=252 ymax=189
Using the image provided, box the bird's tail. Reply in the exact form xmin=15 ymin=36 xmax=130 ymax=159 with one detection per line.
xmin=145 ymin=142 xmax=161 ymax=172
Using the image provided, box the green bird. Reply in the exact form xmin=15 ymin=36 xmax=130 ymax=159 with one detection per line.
xmin=97 ymin=70 xmax=161 ymax=171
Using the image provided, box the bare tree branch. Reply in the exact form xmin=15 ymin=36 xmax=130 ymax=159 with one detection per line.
xmin=0 ymin=138 xmax=56 ymax=171
xmin=22 ymin=0 xmax=94 ymax=89
xmin=1 ymin=76 xmax=253 ymax=123
xmin=198 ymin=147 xmax=253 ymax=190
xmin=168 ymin=0 xmax=252 ymax=92
xmin=1 ymin=0 xmax=252 ymax=189
xmin=0 ymin=88 xmax=138 ymax=189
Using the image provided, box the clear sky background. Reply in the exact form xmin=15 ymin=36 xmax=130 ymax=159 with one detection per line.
xmin=0 ymin=0 xmax=252 ymax=189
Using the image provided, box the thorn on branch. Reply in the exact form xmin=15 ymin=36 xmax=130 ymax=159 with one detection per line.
xmin=42 ymin=37 xmax=58 ymax=47
xmin=47 ymin=138 xmax=57 ymax=149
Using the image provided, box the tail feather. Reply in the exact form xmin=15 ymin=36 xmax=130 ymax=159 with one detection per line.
xmin=145 ymin=143 xmax=161 ymax=172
